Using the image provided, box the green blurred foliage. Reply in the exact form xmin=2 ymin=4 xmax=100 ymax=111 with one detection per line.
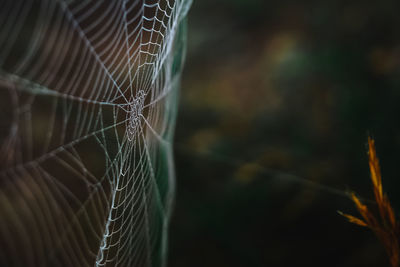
xmin=170 ymin=0 xmax=400 ymax=266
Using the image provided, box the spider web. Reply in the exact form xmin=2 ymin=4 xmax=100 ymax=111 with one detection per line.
xmin=0 ymin=0 xmax=191 ymax=266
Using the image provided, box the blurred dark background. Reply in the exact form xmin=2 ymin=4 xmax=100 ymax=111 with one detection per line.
xmin=170 ymin=0 xmax=400 ymax=266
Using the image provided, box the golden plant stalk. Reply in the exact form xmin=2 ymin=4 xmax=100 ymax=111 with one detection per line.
xmin=339 ymin=137 xmax=400 ymax=267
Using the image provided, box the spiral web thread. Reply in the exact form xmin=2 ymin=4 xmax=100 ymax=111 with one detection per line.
xmin=0 ymin=0 xmax=191 ymax=266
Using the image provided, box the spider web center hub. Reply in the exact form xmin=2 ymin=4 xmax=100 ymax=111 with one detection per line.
xmin=126 ymin=90 xmax=146 ymax=142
